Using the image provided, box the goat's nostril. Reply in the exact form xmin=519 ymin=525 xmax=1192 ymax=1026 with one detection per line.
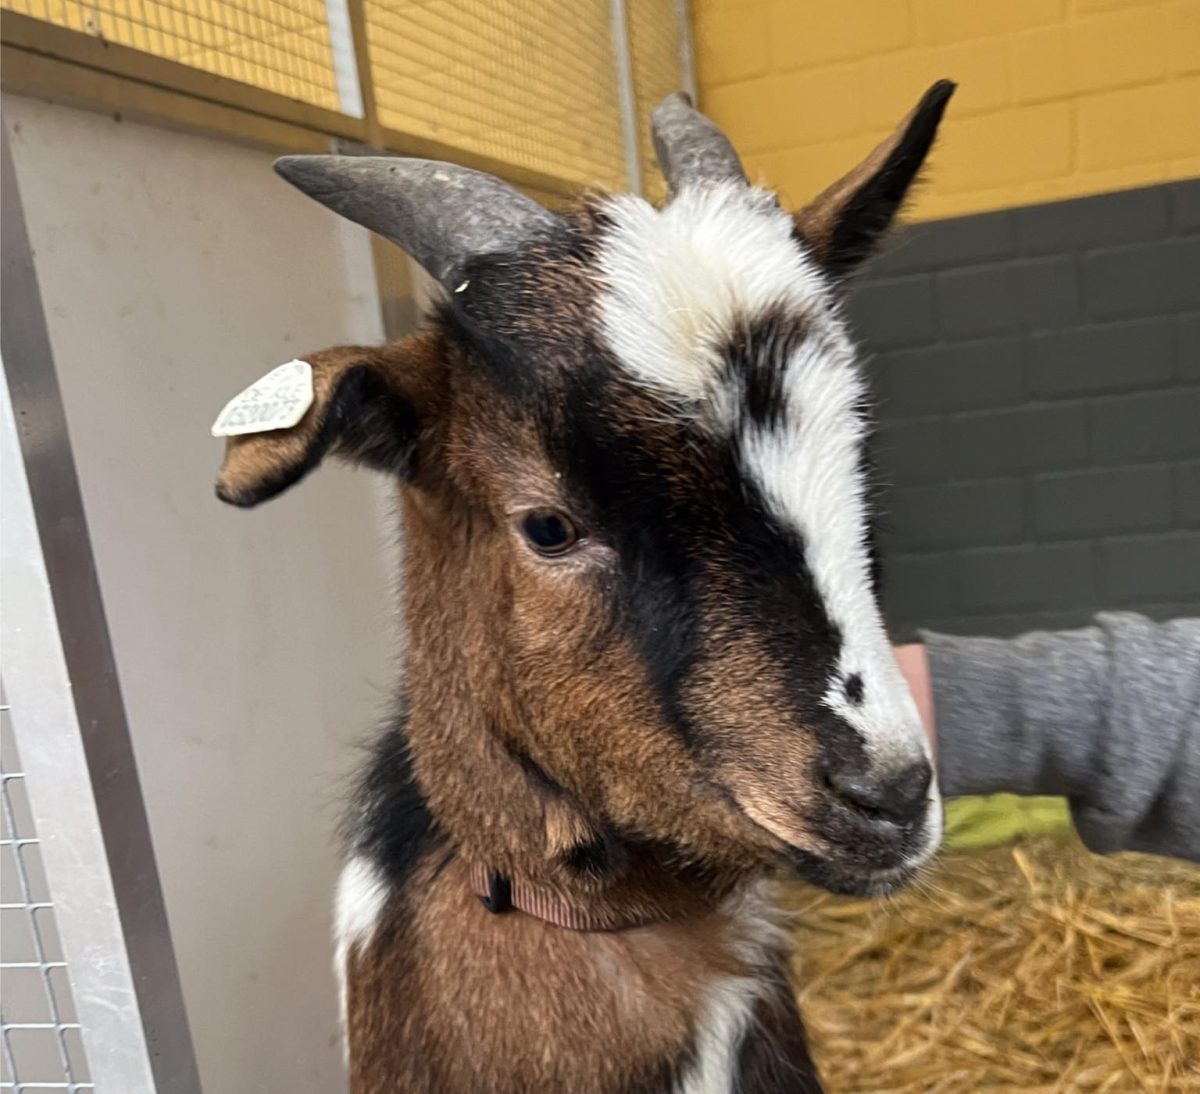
xmin=827 ymin=760 xmax=931 ymax=824
xmin=826 ymin=771 xmax=886 ymax=812
xmin=892 ymin=760 xmax=933 ymax=811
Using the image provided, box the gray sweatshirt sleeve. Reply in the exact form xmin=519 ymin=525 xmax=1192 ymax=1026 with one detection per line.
xmin=922 ymin=612 xmax=1200 ymax=863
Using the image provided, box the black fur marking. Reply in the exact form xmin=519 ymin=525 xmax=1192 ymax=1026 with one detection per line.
xmin=559 ymin=360 xmax=854 ymax=755
xmin=562 ymin=836 xmax=612 ymax=879
xmin=436 ymin=214 xmax=604 ymax=407
xmin=350 ymin=705 xmax=444 ymax=892
xmin=843 ymin=673 xmax=864 ymax=705
xmin=822 ymin=80 xmax=955 ymax=279
xmin=437 ymin=288 xmax=540 ymax=405
xmin=331 ymin=365 xmax=421 ymax=475
xmin=859 ymin=414 xmax=886 ymax=599
xmin=734 ymin=978 xmax=825 ymax=1093
xmin=216 ymin=363 xmax=419 ymax=508
xmin=723 ymin=478 xmax=868 ymax=772
xmin=561 ymin=826 xmax=631 ymax=881
xmin=558 ymin=375 xmax=707 ymax=746
xmin=723 ymin=309 xmax=808 ymax=431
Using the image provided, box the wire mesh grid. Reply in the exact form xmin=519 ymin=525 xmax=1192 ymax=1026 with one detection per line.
xmin=363 ymin=0 xmax=628 ymax=190
xmin=3 ymin=0 xmax=690 ymax=193
xmin=0 ymin=702 xmax=93 ymax=1093
xmin=1 ymin=0 xmax=342 ymax=110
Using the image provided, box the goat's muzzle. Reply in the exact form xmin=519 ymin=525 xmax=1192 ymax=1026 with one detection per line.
xmin=774 ymin=758 xmax=941 ymax=897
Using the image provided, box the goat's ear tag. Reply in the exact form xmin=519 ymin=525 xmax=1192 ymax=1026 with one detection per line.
xmin=211 ymin=360 xmax=314 ymax=438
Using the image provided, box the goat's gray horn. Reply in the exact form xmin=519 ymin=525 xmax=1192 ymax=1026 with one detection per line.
xmin=651 ymin=92 xmax=747 ymax=197
xmin=273 ymin=156 xmax=559 ymax=287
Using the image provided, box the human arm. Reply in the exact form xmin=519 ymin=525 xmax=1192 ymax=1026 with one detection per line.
xmin=897 ymin=612 xmax=1200 ymax=863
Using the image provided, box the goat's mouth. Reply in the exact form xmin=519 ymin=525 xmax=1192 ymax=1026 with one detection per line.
xmin=783 ymin=848 xmax=929 ymax=897
xmin=781 ymin=799 xmax=943 ymax=896
xmin=727 ymin=784 xmax=942 ymax=897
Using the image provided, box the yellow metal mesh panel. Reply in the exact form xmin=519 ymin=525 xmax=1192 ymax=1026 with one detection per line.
xmin=2 ymin=0 xmax=690 ymax=190
xmin=1 ymin=0 xmax=341 ymax=109
xmin=627 ymin=0 xmax=683 ymax=201
xmin=363 ymin=0 xmax=627 ymax=190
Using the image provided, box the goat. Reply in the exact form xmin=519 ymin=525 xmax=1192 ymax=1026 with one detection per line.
xmin=215 ymin=82 xmax=955 ymax=1093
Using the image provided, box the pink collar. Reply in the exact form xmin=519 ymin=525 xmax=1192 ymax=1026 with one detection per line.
xmin=469 ymin=863 xmax=662 ymax=932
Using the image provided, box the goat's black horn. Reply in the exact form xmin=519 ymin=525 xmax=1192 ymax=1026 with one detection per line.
xmin=273 ymin=156 xmax=558 ymax=288
xmin=651 ymin=91 xmax=748 ymax=198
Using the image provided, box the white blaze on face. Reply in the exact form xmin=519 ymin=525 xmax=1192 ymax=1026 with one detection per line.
xmin=595 ymin=184 xmax=934 ymax=775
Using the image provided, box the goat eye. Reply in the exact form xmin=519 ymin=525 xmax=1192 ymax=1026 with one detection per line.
xmin=520 ymin=509 xmax=579 ymax=556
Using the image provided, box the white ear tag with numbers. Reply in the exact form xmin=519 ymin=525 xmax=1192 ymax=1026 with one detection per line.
xmin=211 ymin=359 xmax=315 ymax=437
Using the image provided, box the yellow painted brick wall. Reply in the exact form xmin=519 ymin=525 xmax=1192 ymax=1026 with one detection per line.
xmin=694 ymin=0 xmax=1200 ymax=220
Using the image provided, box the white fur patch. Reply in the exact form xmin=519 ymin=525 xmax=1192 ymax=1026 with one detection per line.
xmin=677 ymin=883 xmax=785 ymax=1094
xmin=596 ymin=184 xmax=936 ymax=803
xmin=741 ymin=344 xmax=930 ymax=768
xmin=333 ymin=856 xmax=389 ymax=1036
xmin=597 ymin=184 xmax=828 ymax=414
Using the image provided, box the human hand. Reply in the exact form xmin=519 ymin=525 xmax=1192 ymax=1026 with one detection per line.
xmin=894 ymin=644 xmax=935 ymax=749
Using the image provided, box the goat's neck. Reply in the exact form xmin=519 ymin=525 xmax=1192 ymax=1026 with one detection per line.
xmin=401 ymin=673 xmax=737 ymax=924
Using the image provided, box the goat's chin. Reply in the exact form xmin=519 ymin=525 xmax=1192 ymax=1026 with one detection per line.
xmin=729 ymin=791 xmax=943 ymax=897
xmin=785 ymin=849 xmax=924 ymax=897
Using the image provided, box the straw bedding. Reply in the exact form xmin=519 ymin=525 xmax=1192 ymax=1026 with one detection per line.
xmin=786 ymin=836 xmax=1200 ymax=1092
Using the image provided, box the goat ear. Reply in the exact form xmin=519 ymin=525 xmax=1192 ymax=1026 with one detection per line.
xmin=794 ymin=80 xmax=955 ymax=279
xmin=215 ymin=340 xmax=429 ymax=508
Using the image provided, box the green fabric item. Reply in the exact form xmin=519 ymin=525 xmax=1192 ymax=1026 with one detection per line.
xmin=944 ymin=795 xmax=1071 ymax=850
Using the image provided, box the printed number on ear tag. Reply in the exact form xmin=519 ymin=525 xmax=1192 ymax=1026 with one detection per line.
xmin=211 ymin=360 xmax=315 ymax=437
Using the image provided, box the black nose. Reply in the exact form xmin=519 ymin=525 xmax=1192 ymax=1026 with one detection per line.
xmin=826 ymin=760 xmax=932 ymax=825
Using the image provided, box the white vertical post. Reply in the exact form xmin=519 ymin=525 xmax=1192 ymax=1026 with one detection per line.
xmin=676 ymin=0 xmax=698 ymax=100
xmin=324 ymin=0 xmax=365 ymax=118
xmin=610 ymin=0 xmax=644 ymax=195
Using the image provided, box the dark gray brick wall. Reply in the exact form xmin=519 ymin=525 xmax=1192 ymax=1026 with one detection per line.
xmin=851 ymin=179 xmax=1200 ymax=639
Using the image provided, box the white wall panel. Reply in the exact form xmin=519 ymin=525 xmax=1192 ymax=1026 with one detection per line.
xmin=6 ymin=94 xmax=396 ymax=1094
